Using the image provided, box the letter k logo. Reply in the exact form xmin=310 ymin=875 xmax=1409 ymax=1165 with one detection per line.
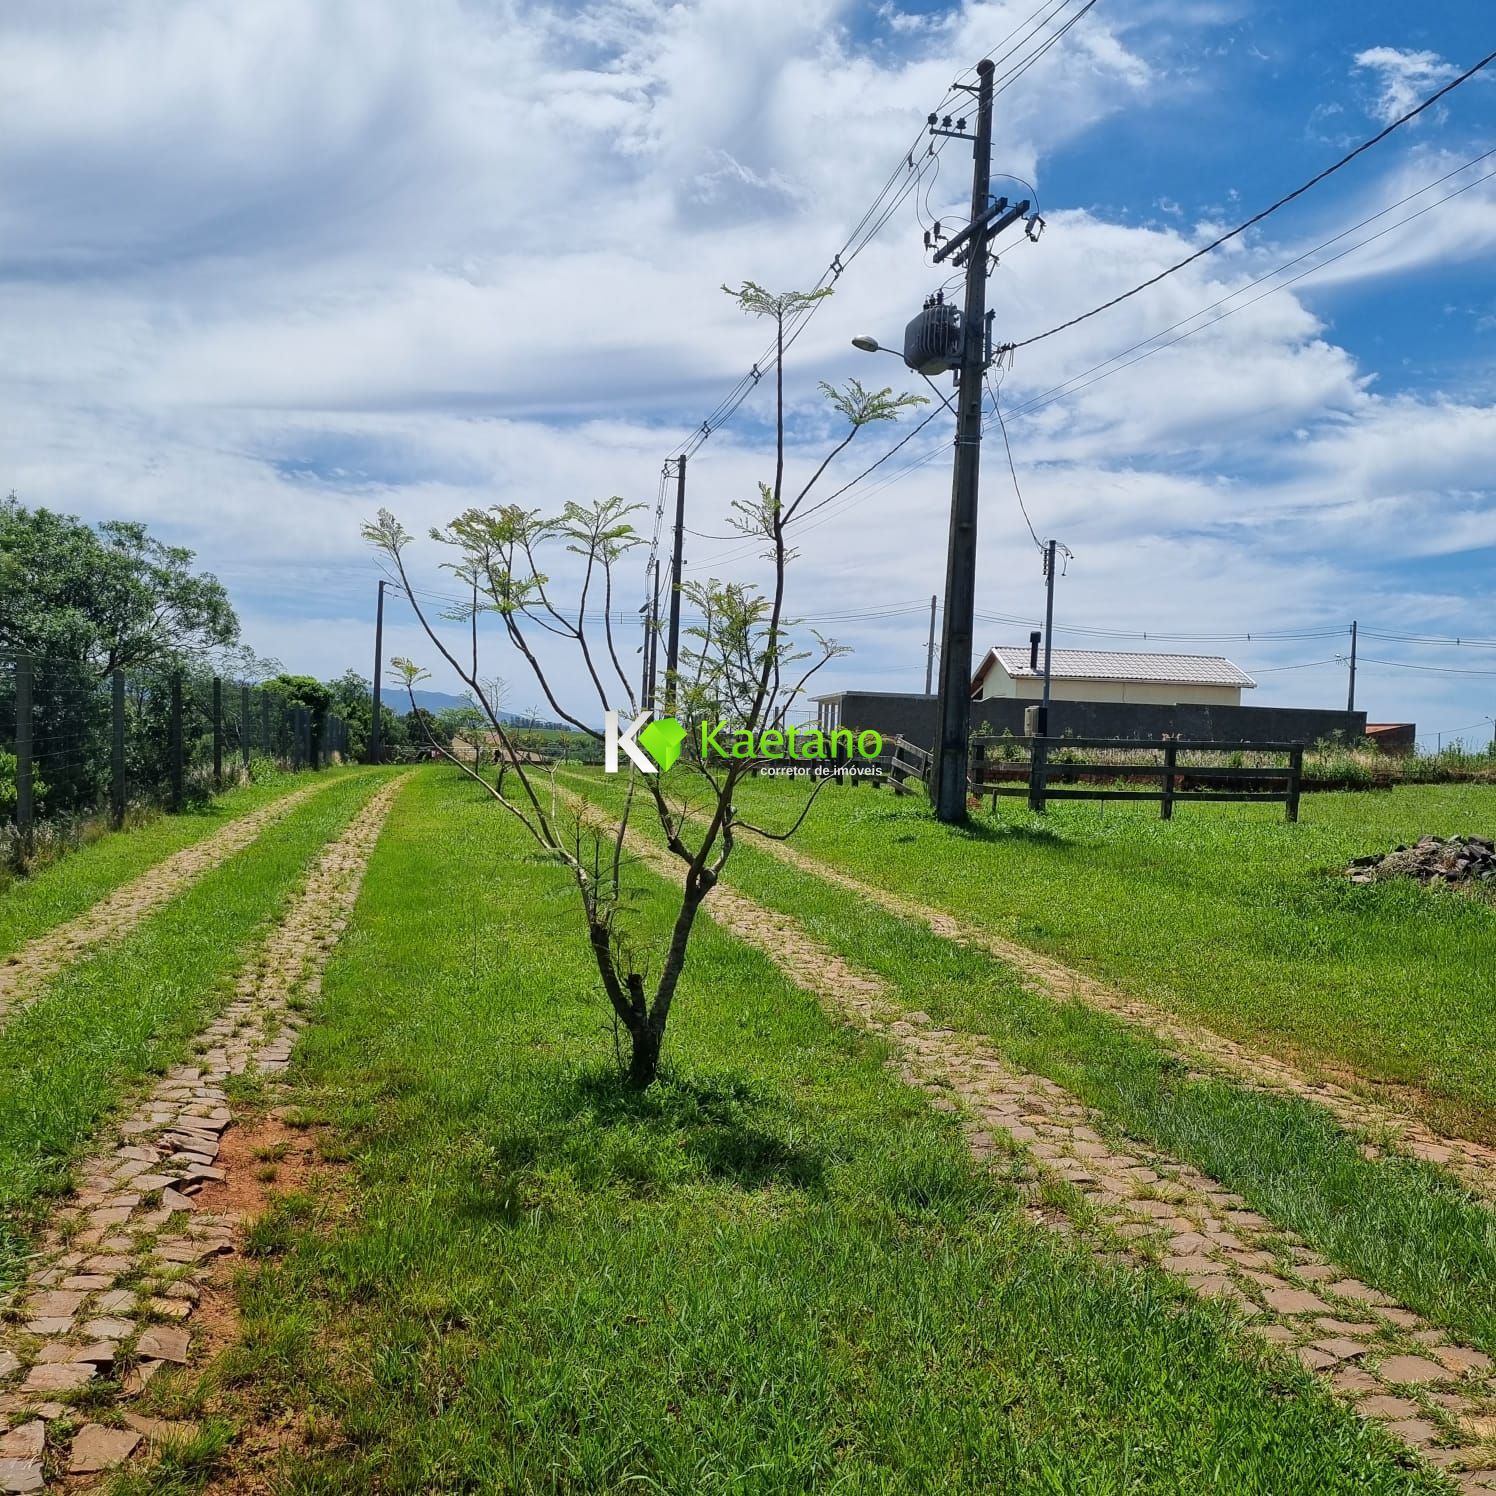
xmin=606 ymin=710 xmax=656 ymax=773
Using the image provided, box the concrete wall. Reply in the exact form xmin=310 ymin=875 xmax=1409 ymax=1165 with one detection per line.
xmin=817 ymin=691 xmax=1365 ymax=751
xmin=979 ymin=673 xmax=1243 ymax=707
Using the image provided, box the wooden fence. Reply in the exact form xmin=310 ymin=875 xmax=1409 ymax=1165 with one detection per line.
xmin=973 ymin=736 xmax=1304 ymax=821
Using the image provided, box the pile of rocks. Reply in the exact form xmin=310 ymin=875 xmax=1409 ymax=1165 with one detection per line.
xmin=1347 ymin=834 xmax=1496 ymax=885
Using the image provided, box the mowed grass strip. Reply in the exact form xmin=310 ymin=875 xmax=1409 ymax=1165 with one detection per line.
xmin=723 ymin=777 xmax=1496 ymax=1141
xmin=217 ymin=769 xmax=1442 ymax=1493
xmin=569 ymin=770 xmax=1496 ymax=1359
xmin=0 ymin=768 xmax=392 ymax=1294
xmin=0 ymin=768 xmax=345 ymax=961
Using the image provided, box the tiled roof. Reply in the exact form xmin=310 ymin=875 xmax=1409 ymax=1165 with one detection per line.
xmin=977 ymin=647 xmax=1257 ymax=689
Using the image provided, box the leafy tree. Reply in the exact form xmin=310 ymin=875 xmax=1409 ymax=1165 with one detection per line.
xmin=0 ymin=495 xmax=237 ymax=673
xmin=405 ymin=707 xmax=450 ymax=748
xmin=368 ymin=281 xmax=924 ymax=1087
xmin=262 ymin=674 xmax=333 ymax=766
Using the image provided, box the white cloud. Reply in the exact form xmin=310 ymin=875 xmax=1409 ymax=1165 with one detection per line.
xmin=0 ymin=1 xmax=1493 ymax=738
xmin=1352 ymin=46 xmax=1459 ymax=126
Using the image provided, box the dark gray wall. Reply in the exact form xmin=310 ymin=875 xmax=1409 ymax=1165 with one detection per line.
xmin=821 ymin=691 xmax=1366 ymax=751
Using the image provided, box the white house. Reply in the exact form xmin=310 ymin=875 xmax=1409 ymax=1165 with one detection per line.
xmin=970 ymin=646 xmax=1257 ymax=707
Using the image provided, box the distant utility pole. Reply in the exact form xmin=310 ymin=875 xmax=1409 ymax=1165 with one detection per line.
xmin=1347 ymin=619 xmax=1358 ymax=713
xmin=929 ymin=58 xmax=1031 ymax=822
xmin=1040 ymin=539 xmax=1058 ymax=735
xmin=370 ymin=579 xmax=387 ymax=763
xmin=664 ymin=455 xmax=687 ymax=715
xmin=640 ymin=556 xmax=662 ymax=709
xmin=924 ymin=594 xmax=938 ymax=694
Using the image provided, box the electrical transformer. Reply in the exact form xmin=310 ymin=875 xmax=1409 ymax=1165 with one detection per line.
xmin=902 ymin=300 xmax=962 ymax=376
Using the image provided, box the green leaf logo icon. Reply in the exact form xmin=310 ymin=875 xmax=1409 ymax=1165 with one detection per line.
xmin=638 ymin=716 xmax=686 ymax=772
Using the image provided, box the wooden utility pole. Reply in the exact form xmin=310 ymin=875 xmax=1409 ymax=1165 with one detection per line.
xmin=370 ymin=580 xmax=387 ymax=763
xmin=929 ymin=59 xmax=1029 ymax=822
xmin=924 ymin=594 xmax=937 ymax=694
xmin=664 ymin=456 xmax=687 ymax=714
xmin=1040 ymin=539 xmax=1058 ymax=735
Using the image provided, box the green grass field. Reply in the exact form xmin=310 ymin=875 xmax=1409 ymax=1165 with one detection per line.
xmin=197 ymin=770 xmax=1446 ymax=1493
xmin=0 ymin=767 xmax=347 ymax=962
xmin=0 ymin=768 xmax=391 ymax=1295
xmin=715 ymin=777 xmax=1496 ymax=1142
xmin=564 ymin=769 xmax=1496 ymax=1360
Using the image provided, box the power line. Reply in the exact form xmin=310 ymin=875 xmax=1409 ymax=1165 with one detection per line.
xmin=1357 ymin=655 xmax=1496 ymax=678
xmin=760 ymin=147 xmax=1496 ymax=531
xmin=1004 ymin=44 xmax=1496 ymax=351
xmin=657 ymin=0 xmax=1105 ymax=578
xmin=1003 ymin=148 xmax=1496 ymax=421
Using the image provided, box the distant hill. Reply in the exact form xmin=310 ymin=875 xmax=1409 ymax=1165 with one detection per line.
xmin=404 ymin=688 xmax=576 ymax=732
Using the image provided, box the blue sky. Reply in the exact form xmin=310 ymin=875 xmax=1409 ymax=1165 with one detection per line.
xmin=2 ymin=0 xmax=1494 ymax=745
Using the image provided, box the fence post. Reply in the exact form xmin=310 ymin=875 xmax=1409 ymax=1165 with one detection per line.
xmin=15 ymin=656 xmax=33 ymax=844
xmin=111 ymin=670 xmax=126 ymax=829
xmin=971 ymin=738 xmax=986 ymax=802
xmin=1161 ymin=739 xmax=1177 ymax=822
xmin=240 ymin=684 xmax=251 ymax=769
xmin=169 ymin=673 xmax=184 ymax=811
xmin=1028 ymin=737 xmax=1049 ymax=815
xmin=1286 ymin=744 xmax=1303 ymax=824
xmin=260 ymin=694 xmax=271 ymax=758
xmin=212 ymin=676 xmax=223 ymax=791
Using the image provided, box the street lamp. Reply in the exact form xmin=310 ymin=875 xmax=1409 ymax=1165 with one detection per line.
xmin=851 ymin=335 xmax=889 ymax=354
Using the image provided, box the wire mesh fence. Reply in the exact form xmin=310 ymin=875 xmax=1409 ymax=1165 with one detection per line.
xmin=0 ymin=653 xmax=352 ymax=857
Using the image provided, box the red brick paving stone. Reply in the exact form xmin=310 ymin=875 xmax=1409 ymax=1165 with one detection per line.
xmin=1359 ymin=1394 xmax=1421 ymax=1419
xmin=122 ymin=1361 xmax=164 ymax=1396
xmin=1264 ymin=1287 xmax=1331 ymax=1315
xmin=82 ymin=1316 xmax=135 ymax=1340
xmin=1296 ymin=1346 xmax=1337 ymax=1372
xmin=1438 ymin=1346 xmax=1495 ymax=1375
xmin=1378 ymin=1355 xmax=1450 ymax=1385
xmin=0 ymin=1461 xmax=44 ymax=1496
xmin=20 ymin=1291 xmax=83 ymax=1321
xmin=121 ymin=1413 xmax=201 ymax=1449
xmin=0 ymin=1424 xmax=41 ymax=1453
xmin=68 ymin=1423 xmax=141 ymax=1473
xmin=1311 ymin=1338 xmax=1370 ymax=1362
xmin=70 ymin=1342 xmax=118 ymax=1365
xmin=1383 ymin=1418 xmax=1441 ymax=1446
xmin=0 ymin=1423 xmax=44 ymax=1495
xmin=1316 ymin=1318 xmax=1377 ymax=1336
xmin=1327 ymin=1279 xmax=1393 ymax=1306
xmin=22 ymin=1361 xmax=94 ymax=1392
xmin=1257 ymin=1325 xmax=1296 ymax=1345
xmin=1376 ymin=1306 xmax=1423 ymax=1329
xmin=1330 ymin=1366 xmax=1381 ymax=1396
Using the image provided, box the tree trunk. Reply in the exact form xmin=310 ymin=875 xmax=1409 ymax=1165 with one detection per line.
xmin=627 ymin=1023 xmax=662 ymax=1089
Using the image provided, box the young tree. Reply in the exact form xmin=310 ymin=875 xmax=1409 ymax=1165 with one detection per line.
xmin=366 ymin=283 xmax=924 ymax=1087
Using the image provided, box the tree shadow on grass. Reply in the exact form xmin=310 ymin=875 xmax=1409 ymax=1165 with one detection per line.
xmin=464 ymin=1065 xmax=826 ymax=1224
xmin=567 ymin=1066 xmax=827 ymax=1191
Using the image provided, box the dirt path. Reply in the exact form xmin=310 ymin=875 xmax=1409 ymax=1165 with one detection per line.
xmin=748 ymin=834 xmax=1496 ymax=1205
xmin=0 ymin=778 xmax=339 ymax=1027
xmin=597 ymin=816 xmax=1496 ymax=1490
xmin=0 ymin=774 xmax=408 ymax=1491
